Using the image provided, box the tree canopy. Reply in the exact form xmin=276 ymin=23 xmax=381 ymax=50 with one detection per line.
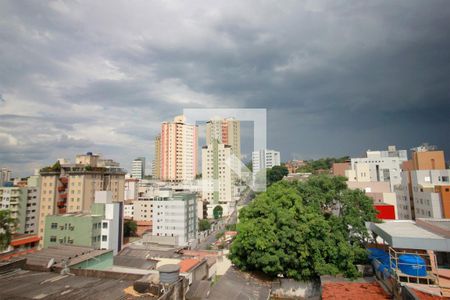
xmin=0 ymin=210 xmax=15 ymax=251
xmin=266 ymin=165 xmax=289 ymax=186
xmin=199 ymin=219 xmax=211 ymax=231
xmin=296 ymin=156 xmax=349 ymax=173
xmin=229 ymin=175 xmax=378 ymax=281
xmin=124 ymin=220 xmax=137 ymax=237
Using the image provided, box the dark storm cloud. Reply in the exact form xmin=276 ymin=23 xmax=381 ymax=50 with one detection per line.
xmin=0 ymin=0 xmax=449 ymax=176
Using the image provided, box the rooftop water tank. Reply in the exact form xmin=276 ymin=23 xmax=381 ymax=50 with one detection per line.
xmin=398 ymin=254 xmax=427 ymax=277
xmin=158 ymin=264 xmax=180 ymax=284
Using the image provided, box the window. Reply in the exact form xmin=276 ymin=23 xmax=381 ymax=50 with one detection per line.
xmin=50 ymin=236 xmax=57 ymax=242
xmin=443 ymin=176 xmax=449 ymax=183
xmin=102 ymin=235 xmax=107 ymax=242
xmin=102 ymin=222 xmax=108 ymax=229
xmin=51 ymin=223 xmax=58 ymax=229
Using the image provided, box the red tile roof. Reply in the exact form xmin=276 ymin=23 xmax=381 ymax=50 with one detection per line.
xmin=178 ymin=258 xmax=201 ymax=273
xmin=414 ymin=290 xmax=448 ymax=300
xmin=322 ymin=282 xmax=390 ymax=300
xmin=10 ymin=235 xmax=40 ymax=247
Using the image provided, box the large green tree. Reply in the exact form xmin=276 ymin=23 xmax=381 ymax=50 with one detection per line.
xmin=0 ymin=210 xmax=15 ymax=251
xmin=229 ymin=175 xmax=377 ymax=280
xmin=266 ymin=165 xmax=289 ymax=186
xmin=124 ymin=220 xmax=137 ymax=237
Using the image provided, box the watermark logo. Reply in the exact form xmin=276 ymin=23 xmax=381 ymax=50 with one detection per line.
xmin=184 ymin=108 xmax=267 ymax=193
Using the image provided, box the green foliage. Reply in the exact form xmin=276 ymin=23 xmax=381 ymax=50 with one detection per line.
xmin=213 ymin=205 xmax=223 ymax=219
xmin=124 ymin=220 xmax=137 ymax=237
xmin=199 ymin=219 xmax=211 ymax=231
xmin=296 ymin=157 xmax=349 ymax=174
xmin=266 ymin=165 xmax=289 ymax=186
xmin=215 ymin=231 xmax=225 ymax=239
xmin=229 ymin=175 xmax=377 ymax=281
xmin=225 ymin=223 xmax=236 ymax=231
xmin=40 ymin=160 xmax=62 ymax=173
xmin=0 ymin=210 xmax=15 ymax=251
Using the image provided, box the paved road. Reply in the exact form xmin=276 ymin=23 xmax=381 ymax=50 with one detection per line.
xmin=195 ymin=188 xmax=255 ymax=250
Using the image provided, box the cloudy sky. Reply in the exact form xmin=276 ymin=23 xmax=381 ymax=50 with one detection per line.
xmin=1 ymin=1 xmax=449 ymax=177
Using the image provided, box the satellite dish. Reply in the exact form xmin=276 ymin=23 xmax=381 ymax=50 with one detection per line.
xmin=47 ymin=258 xmax=55 ymax=269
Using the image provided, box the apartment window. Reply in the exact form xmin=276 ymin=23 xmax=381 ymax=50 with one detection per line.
xmin=51 ymin=223 xmax=58 ymax=229
xmin=102 ymin=222 xmax=108 ymax=229
xmin=50 ymin=236 xmax=57 ymax=242
xmin=102 ymin=235 xmax=107 ymax=242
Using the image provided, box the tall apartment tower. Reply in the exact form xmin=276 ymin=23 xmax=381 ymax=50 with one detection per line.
xmin=202 ymin=118 xmax=241 ymax=218
xmin=131 ymin=157 xmax=145 ymax=179
xmin=38 ymin=153 xmax=125 ymax=245
xmin=395 ymin=145 xmax=449 ymax=220
xmin=0 ymin=168 xmax=11 ymax=187
xmin=252 ymin=149 xmax=281 ymax=175
xmin=160 ymin=115 xmax=198 ymax=182
xmin=206 ymin=118 xmax=241 ymax=160
xmin=152 ymin=135 xmax=161 ymax=179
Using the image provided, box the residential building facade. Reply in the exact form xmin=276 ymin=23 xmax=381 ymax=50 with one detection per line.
xmin=160 ymin=115 xmax=198 ymax=182
xmin=346 ymin=145 xmax=408 ymax=191
xmin=38 ymin=153 xmax=125 ymax=246
xmin=44 ymin=191 xmax=123 ymax=254
xmin=395 ymin=145 xmax=448 ymax=220
xmin=0 ymin=168 xmax=11 ymax=187
xmin=202 ymin=142 xmax=233 ymax=218
xmin=252 ymin=149 xmax=281 ymax=175
xmin=152 ymin=191 xmax=197 ymax=246
xmin=152 ymin=135 xmax=161 ymax=179
xmin=131 ymin=157 xmax=146 ymax=179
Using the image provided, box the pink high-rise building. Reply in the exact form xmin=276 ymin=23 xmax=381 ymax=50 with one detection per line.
xmin=160 ymin=115 xmax=198 ymax=182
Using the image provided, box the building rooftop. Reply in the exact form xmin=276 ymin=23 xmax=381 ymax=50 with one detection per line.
xmin=0 ymin=269 xmax=133 ymax=300
xmin=368 ymin=220 xmax=450 ymax=251
xmin=207 ymin=267 xmax=270 ymax=300
xmin=322 ymin=282 xmax=390 ymax=299
xmin=25 ymin=245 xmax=110 ymax=268
xmin=178 ymin=258 xmax=201 ymax=273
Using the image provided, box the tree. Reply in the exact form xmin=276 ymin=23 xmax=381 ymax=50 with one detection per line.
xmin=124 ymin=220 xmax=137 ymax=237
xmin=199 ymin=219 xmax=211 ymax=232
xmin=0 ymin=210 xmax=15 ymax=251
xmin=213 ymin=205 xmax=223 ymax=219
xmin=229 ymin=175 xmax=378 ymax=281
xmin=266 ymin=165 xmax=289 ymax=186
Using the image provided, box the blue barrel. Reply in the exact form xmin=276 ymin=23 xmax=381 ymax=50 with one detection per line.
xmin=368 ymin=248 xmax=387 ymax=260
xmin=398 ymin=255 xmax=427 ymax=277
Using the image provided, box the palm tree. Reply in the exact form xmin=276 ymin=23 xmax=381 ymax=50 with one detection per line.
xmin=0 ymin=210 xmax=15 ymax=251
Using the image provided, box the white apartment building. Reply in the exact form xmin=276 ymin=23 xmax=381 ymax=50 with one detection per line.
xmin=346 ymin=146 xmax=408 ymax=191
xmin=396 ymin=169 xmax=450 ymax=220
xmin=0 ymin=185 xmax=39 ymax=235
xmin=252 ymin=149 xmax=281 ymax=175
xmin=202 ymin=142 xmax=233 ymax=218
xmin=95 ymin=191 xmax=123 ymax=255
xmin=131 ymin=157 xmax=146 ymax=179
xmin=152 ymin=191 xmax=197 ymax=246
xmin=124 ymin=178 xmax=139 ymax=200
xmin=0 ymin=168 xmax=11 ymax=187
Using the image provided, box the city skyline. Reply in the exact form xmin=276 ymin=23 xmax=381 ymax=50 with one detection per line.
xmin=1 ymin=1 xmax=450 ymax=176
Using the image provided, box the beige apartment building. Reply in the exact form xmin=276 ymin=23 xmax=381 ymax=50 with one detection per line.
xmin=152 ymin=135 xmax=161 ymax=179
xmin=38 ymin=153 xmax=125 ymax=245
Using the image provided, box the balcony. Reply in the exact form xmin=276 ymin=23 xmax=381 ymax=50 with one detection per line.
xmin=59 ymin=193 xmax=67 ymax=199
